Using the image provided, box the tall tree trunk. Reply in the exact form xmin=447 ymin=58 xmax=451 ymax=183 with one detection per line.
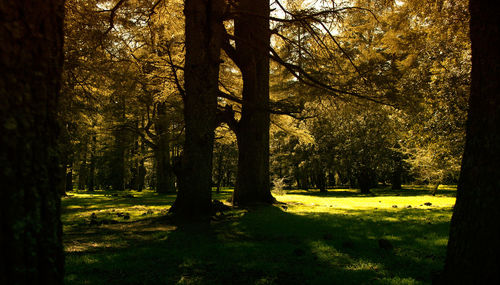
xmin=233 ymin=0 xmax=275 ymax=205
xmin=439 ymin=1 xmax=500 ymax=283
xmin=170 ymin=0 xmax=224 ymax=218
xmin=0 ymin=1 xmax=65 ymax=283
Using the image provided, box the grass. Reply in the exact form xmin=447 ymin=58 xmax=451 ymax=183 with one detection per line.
xmin=63 ymin=185 xmax=456 ymax=284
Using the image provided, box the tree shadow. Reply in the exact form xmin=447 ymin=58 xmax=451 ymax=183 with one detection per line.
xmin=64 ymin=203 xmax=451 ymax=284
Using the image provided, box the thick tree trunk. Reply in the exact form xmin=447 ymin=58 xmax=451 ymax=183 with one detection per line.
xmin=0 ymin=1 xmax=65 ymax=283
xmin=233 ymin=0 xmax=275 ymax=205
xmin=358 ymin=167 xmax=373 ymax=194
xmin=170 ymin=0 xmax=224 ymax=218
xmin=391 ymin=170 xmax=402 ymax=190
xmin=317 ymin=171 xmax=327 ymax=193
xmin=439 ymin=1 xmax=500 ymax=283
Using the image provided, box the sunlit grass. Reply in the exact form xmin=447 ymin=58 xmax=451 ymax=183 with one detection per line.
xmin=63 ymin=186 xmax=456 ymax=284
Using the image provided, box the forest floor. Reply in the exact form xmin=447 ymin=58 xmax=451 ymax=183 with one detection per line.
xmin=62 ymin=185 xmax=456 ymax=285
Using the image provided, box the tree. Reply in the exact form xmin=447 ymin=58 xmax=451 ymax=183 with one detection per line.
xmin=439 ymin=0 xmax=500 ymax=283
xmin=169 ymin=0 xmax=225 ymax=218
xmin=231 ymin=0 xmax=275 ymax=205
xmin=0 ymin=0 xmax=65 ymax=283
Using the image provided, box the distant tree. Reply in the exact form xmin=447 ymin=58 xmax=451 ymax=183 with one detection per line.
xmin=0 ymin=1 xmax=65 ymax=283
xmin=439 ymin=0 xmax=500 ymax=283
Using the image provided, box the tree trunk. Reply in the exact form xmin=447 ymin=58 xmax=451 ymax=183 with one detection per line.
xmin=439 ymin=1 xmax=500 ymax=283
xmin=215 ymin=146 xmax=224 ymax=194
xmin=233 ymin=0 xmax=275 ymax=205
xmin=137 ymin=138 xmax=146 ymax=192
xmin=170 ymin=0 xmax=224 ymax=218
xmin=111 ymin=129 xmax=125 ymax=191
xmin=391 ymin=144 xmax=403 ymax=190
xmin=87 ymin=135 xmax=96 ymax=191
xmin=66 ymin=165 xmax=73 ymax=193
xmin=317 ymin=171 xmax=327 ymax=193
xmin=155 ymin=103 xmax=176 ymax=193
xmin=0 ymin=1 xmax=65 ymax=283
xmin=78 ymin=142 xmax=87 ymax=190
xmin=391 ymin=170 xmax=402 ymax=190
xmin=358 ymin=167 xmax=373 ymax=194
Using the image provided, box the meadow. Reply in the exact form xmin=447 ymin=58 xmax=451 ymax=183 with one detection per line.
xmin=63 ymin=186 xmax=456 ymax=285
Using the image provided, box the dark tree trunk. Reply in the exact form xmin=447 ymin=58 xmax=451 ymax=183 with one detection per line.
xmin=0 ymin=1 xmax=65 ymax=283
xmin=358 ymin=167 xmax=373 ymax=194
xmin=66 ymin=166 xmax=73 ymax=193
xmin=78 ymin=143 xmax=87 ymax=190
xmin=232 ymin=0 xmax=275 ymax=205
xmin=312 ymin=158 xmax=327 ymax=193
xmin=137 ymin=139 xmax=146 ymax=192
xmin=128 ymin=139 xmax=139 ymax=190
xmin=87 ymin=135 xmax=96 ymax=191
xmin=439 ymin=1 xmax=500 ymax=283
xmin=215 ymin=146 xmax=224 ymax=194
xmin=317 ymin=172 xmax=327 ymax=193
xmin=170 ymin=0 xmax=224 ymax=218
xmin=391 ymin=164 xmax=402 ymax=190
xmin=111 ymin=130 xmax=125 ymax=191
xmin=391 ymin=147 xmax=403 ymax=190
xmin=155 ymin=103 xmax=176 ymax=193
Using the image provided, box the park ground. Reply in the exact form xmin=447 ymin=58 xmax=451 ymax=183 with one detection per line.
xmin=63 ymin=186 xmax=456 ymax=285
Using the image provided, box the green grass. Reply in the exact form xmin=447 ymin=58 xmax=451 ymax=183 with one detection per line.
xmin=63 ymin=186 xmax=456 ymax=284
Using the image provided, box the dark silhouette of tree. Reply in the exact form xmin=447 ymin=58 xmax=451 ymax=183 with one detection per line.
xmin=438 ymin=0 xmax=500 ymax=283
xmin=0 ymin=0 xmax=65 ymax=283
xmin=169 ymin=0 xmax=225 ymax=218
xmin=232 ymin=0 xmax=275 ymax=205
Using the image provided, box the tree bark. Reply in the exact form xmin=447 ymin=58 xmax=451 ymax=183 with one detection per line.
xmin=155 ymin=103 xmax=176 ymax=193
xmin=87 ymin=135 xmax=96 ymax=191
xmin=391 ymin=152 xmax=403 ymax=190
xmin=78 ymin=142 xmax=87 ymax=190
xmin=170 ymin=0 xmax=225 ymax=218
xmin=358 ymin=167 xmax=374 ymax=194
xmin=438 ymin=1 xmax=500 ymax=283
xmin=232 ymin=0 xmax=275 ymax=205
xmin=0 ymin=1 xmax=65 ymax=283
xmin=137 ymin=138 xmax=146 ymax=192
xmin=66 ymin=164 xmax=73 ymax=193
xmin=111 ymin=129 xmax=125 ymax=191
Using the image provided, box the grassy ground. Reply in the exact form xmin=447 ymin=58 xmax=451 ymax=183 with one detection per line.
xmin=63 ymin=186 xmax=456 ymax=285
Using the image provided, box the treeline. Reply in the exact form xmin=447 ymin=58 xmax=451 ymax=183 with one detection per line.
xmin=60 ymin=0 xmax=469 ymax=198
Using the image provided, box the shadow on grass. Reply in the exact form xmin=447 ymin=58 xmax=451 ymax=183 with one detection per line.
xmin=65 ymin=202 xmax=451 ymax=284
